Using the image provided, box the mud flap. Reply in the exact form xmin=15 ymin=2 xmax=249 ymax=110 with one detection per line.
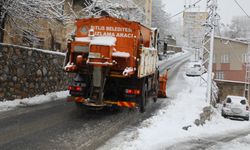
xmin=158 ymin=70 xmax=168 ymax=98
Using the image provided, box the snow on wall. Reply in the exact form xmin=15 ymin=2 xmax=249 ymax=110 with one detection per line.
xmin=0 ymin=43 xmax=65 ymax=56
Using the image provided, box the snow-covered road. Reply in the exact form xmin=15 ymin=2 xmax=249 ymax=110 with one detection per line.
xmin=208 ymin=134 xmax=250 ymax=150
xmin=0 ymin=51 xmax=191 ymax=150
xmin=99 ymin=59 xmax=250 ymax=150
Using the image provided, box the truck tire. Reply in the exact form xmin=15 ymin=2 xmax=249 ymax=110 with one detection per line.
xmin=153 ymin=83 xmax=158 ymax=103
xmin=140 ymin=83 xmax=147 ymax=113
xmin=153 ymin=70 xmax=160 ymax=102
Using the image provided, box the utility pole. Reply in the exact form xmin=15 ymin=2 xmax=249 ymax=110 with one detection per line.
xmin=201 ymin=0 xmax=218 ymax=104
xmin=244 ymin=44 xmax=250 ymax=100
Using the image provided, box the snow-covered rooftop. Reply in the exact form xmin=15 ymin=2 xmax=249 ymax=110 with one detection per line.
xmin=214 ymin=36 xmax=249 ymax=45
xmin=215 ymin=79 xmax=249 ymax=84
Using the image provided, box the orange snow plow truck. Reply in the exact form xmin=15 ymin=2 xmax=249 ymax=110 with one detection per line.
xmin=64 ymin=16 xmax=167 ymax=112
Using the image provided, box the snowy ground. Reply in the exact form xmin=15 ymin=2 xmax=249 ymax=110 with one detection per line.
xmin=98 ymin=62 xmax=250 ymax=150
xmin=0 ymin=91 xmax=68 ymax=112
xmin=208 ymin=134 xmax=250 ymax=150
xmin=158 ymin=50 xmax=190 ymax=67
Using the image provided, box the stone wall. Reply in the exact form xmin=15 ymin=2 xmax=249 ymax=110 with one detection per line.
xmin=0 ymin=43 xmax=72 ymax=101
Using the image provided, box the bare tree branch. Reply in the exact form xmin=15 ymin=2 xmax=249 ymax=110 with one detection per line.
xmin=0 ymin=0 xmax=69 ymax=43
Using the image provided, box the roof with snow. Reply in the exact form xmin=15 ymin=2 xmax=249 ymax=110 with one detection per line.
xmin=215 ymin=79 xmax=249 ymax=84
xmin=214 ymin=36 xmax=249 ymax=45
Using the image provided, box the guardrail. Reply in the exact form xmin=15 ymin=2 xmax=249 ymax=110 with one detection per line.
xmin=158 ymin=51 xmax=192 ymax=74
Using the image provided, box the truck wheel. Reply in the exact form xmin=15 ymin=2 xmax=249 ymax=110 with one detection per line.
xmin=245 ymin=116 xmax=249 ymax=121
xmin=153 ymin=79 xmax=159 ymax=103
xmin=140 ymin=84 xmax=147 ymax=113
xmin=154 ymin=70 xmax=160 ymax=102
xmin=153 ymin=97 xmax=157 ymax=103
xmin=221 ymin=111 xmax=227 ymax=118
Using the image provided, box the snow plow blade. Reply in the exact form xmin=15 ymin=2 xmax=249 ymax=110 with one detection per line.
xmin=158 ymin=71 xmax=168 ymax=98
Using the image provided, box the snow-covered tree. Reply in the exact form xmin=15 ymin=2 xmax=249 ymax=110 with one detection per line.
xmin=220 ymin=16 xmax=250 ymax=39
xmin=152 ymin=0 xmax=170 ymax=38
xmin=0 ymin=0 xmax=67 ymax=43
xmin=168 ymin=19 xmax=185 ymax=46
xmin=68 ymin=0 xmax=146 ymax=24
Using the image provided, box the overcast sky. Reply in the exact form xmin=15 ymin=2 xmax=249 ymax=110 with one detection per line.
xmin=162 ymin=0 xmax=250 ymax=24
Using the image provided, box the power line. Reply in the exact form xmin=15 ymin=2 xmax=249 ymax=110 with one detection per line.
xmin=168 ymin=0 xmax=205 ymax=20
xmin=233 ymin=0 xmax=250 ymax=19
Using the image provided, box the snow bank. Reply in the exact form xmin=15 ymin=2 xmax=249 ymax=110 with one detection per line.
xmin=113 ymin=75 xmax=209 ymax=150
xmin=0 ymin=91 xmax=68 ymax=112
xmin=99 ymin=63 xmax=250 ymax=150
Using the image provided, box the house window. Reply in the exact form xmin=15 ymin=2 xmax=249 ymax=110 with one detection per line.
xmin=242 ymin=53 xmax=250 ymax=63
xmin=216 ymin=71 xmax=224 ymax=80
xmin=213 ymin=54 xmax=216 ymax=63
xmin=248 ymin=53 xmax=250 ymax=63
xmin=242 ymin=54 xmax=246 ymax=63
xmin=221 ymin=54 xmax=229 ymax=63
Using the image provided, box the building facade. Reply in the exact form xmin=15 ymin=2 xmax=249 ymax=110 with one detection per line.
xmin=212 ymin=36 xmax=249 ymax=82
xmin=183 ymin=11 xmax=208 ymax=48
xmin=3 ymin=20 xmax=68 ymax=52
xmin=2 ymin=0 xmax=77 ymax=52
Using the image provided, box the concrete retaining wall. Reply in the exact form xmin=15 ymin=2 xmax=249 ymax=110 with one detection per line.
xmin=0 ymin=43 xmax=72 ymax=101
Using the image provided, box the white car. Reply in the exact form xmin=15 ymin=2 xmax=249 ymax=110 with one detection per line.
xmin=221 ymin=95 xmax=249 ymax=121
xmin=186 ymin=62 xmax=205 ymax=76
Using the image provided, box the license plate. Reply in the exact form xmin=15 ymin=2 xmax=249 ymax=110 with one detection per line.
xmin=88 ymin=52 xmax=101 ymax=58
